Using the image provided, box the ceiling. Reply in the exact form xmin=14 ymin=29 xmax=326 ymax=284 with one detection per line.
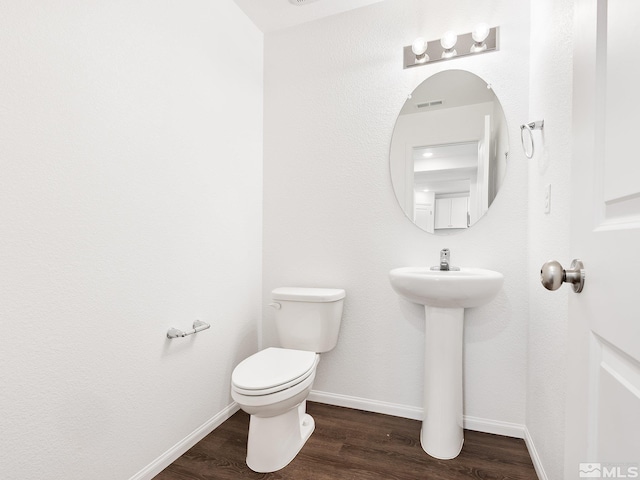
xmin=232 ymin=0 xmax=384 ymax=33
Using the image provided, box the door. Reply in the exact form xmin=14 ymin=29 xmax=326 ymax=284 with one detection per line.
xmin=434 ymin=197 xmax=452 ymax=230
xmin=566 ymin=0 xmax=640 ymax=477
xmin=449 ymin=197 xmax=469 ymax=229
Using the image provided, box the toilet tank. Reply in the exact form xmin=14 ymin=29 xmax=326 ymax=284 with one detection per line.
xmin=271 ymin=287 xmax=346 ymax=353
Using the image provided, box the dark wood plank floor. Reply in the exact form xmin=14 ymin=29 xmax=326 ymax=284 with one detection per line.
xmin=155 ymin=402 xmax=538 ymax=480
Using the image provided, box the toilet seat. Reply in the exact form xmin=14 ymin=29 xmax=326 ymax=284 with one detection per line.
xmin=232 ymin=347 xmax=318 ymax=396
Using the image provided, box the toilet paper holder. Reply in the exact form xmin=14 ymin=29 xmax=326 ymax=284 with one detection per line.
xmin=167 ymin=320 xmax=210 ymax=339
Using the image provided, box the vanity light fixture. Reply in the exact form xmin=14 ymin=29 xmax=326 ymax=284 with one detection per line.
xmin=403 ymin=24 xmax=499 ymax=69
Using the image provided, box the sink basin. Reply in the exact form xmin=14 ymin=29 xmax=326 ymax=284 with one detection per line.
xmin=388 ymin=265 xmax=503 ymax=460
xmin=389 ymin=267 xmax=503 ymax=308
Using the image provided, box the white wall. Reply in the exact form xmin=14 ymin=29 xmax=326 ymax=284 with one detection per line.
xmin=527 ymin=1 xmax=574 ymax=479
xmin=0 ymin=1 xmax=263 ymax=479
xmin=263 ymin=0 xmax=531 ymax=428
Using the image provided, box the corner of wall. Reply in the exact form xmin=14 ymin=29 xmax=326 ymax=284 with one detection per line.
xmin=526 ymin=0 xmax=574 ymax=479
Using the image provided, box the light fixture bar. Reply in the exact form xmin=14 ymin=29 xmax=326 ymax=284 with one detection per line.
xmin=403 ymin=26 xmax=499 ymax=69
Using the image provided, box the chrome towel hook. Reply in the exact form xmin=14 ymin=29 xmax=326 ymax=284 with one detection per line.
xmin=520 ymin=120 xmax=544 ymax=159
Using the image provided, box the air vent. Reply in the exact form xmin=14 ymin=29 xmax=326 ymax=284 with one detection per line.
xmin=416 ymin=100 xmax=444 ymax=109
xmin=288 ymin=0 xmax=321 ymax=5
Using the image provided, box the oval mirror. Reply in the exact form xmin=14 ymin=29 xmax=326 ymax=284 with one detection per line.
xmin=389 ymin=70 xmax=509 ymax=233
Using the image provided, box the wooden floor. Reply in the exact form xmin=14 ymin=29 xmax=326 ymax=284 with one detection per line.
xmin=155 ymin=402 xmax=538 ymax=480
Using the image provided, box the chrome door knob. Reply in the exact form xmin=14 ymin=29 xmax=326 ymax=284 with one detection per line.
xmin=540 ymin=259 xmax=585 ymax=293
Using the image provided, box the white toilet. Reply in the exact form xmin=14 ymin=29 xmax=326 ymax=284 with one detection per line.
xmin=231 ymin=287 xmax=346 ymax=473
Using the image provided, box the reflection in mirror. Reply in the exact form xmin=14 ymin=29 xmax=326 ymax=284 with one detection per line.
xmin=390 ymin=70 xmax=509 ymax=234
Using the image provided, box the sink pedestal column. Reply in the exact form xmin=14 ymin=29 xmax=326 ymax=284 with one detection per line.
xmin=421 ymin=306 xmax=464 ymax=459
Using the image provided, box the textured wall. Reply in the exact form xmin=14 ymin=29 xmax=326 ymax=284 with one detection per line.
xmin=0 ymin=1 xmax=263 ymax=479
xmin=263 ymin=0 xmax=531 ymax=426
xmin=527 ymin=0 xmax=574 ymax=478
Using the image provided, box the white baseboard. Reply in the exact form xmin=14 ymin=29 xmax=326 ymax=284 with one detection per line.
xmin=129 ymin=402 xmax=240 ymax=480
xmin=524 ymin=426 xmax=548 ymax=480
xmin=463 ymin=415 xmax=526 ymax=439
xmin=309 ymin=390 xmax=526 ymax=439
xmin=309 ymin=389 xmax=423 ymax=420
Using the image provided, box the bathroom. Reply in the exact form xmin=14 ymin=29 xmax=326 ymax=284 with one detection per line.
xmin=1 ymin=0 xmax=638 ymax=479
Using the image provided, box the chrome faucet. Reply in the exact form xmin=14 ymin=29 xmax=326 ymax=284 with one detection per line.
xmin=431 ymin=248 xmax=460 ymax=271
xmin=440 ymin=248 xmax=451 ymax=271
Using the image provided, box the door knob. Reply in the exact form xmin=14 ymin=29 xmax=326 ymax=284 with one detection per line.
xmin=540 ymin=259 xmax=585 ymax=293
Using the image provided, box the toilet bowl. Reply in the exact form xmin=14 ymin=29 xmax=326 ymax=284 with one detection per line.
xmin=230 ymin=287 xmax=345 ymax=473
xmin=231 ymin=348 xmax=320 ymax=472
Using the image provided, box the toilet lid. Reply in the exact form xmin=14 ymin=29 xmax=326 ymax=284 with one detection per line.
xmin=272 ymin=287 xmax=345 ymax=302
xmin=232 ymin=347 xmax=317 ymax=393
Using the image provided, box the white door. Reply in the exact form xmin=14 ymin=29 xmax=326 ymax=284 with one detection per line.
xmin=566 ymin=0 xmax=640 ymax=477
xmin=449 ymin=197 xmax=469 ymax=229
xmin=434 ymin=198 xmax=452 ymax=229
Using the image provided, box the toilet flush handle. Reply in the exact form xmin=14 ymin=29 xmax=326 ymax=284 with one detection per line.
xmin=268 ymin=302 xmax=281 ymax=310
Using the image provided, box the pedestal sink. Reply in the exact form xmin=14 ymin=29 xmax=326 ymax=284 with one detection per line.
xmin=388 ymin=266 xmax=503 ymax=459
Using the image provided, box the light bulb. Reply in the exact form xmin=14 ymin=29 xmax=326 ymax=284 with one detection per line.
xmin=440 ymin=31 xmax=458 ymax=58
xmin=472 ymin=23 xmax=490 ymax=43
xmin=440 ymin=31 xmax=457 ymax=50
xmin=411 ymin=37 xmax=429 ymax=63
xmin=471 ymin=23 xmax=490 ymax=53
xmin=412 ymin=37 xmax=428 ymax=56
